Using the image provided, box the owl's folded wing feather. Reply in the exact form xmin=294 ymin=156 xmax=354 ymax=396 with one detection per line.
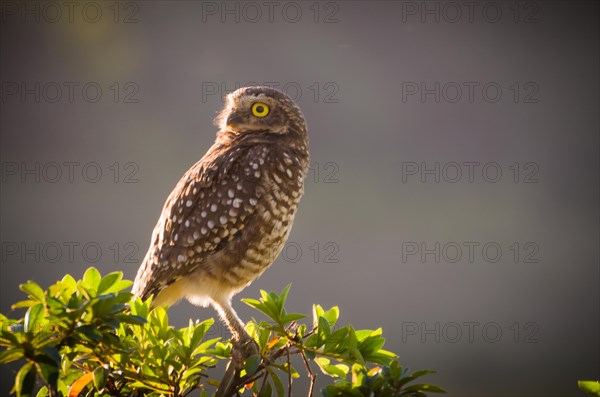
xmin=132 ymin=143 xmax=268 ymax=300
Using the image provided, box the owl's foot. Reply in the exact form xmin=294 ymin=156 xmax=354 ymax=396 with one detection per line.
xmin=216 ymin=337 xmax=260 ymax=397
xmin=231 ymin=336 xmax=259 ymax=369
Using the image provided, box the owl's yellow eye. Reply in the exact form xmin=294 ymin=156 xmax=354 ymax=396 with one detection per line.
xmin=251 ymin=102 xmax=269 ymax=118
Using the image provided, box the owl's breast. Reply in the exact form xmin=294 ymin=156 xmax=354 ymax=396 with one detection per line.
xmin=218 ymin=147 xmax=307 ymax=287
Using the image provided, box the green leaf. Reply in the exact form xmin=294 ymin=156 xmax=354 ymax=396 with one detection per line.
xmin=397 ymin=368 xmax=436 ymax=387
xmin=579 ymin=380 xmax=600 ymax=396
xmin=0 ymin=347 xmax=24 ymax=363
xmin=82 ymin=267 xmax=101 ymax=290
xmin=24 ymin=303 xmax=44 ymax=334
xmin=278 ymin=284 xmax=292 ymax=313
xmin=93 ymin=366 xmax=108 ymax=391
xmin=323 ymin=306 xmax=339 ymax=326
xmin=60 ymin=274 xmax=77 ymax=290
xmin=244 ymin=354 xmax=261 ymax=375
xmin=35 ymin=386 xmax=49 ymax=397
xmin=111 ymin=279 xmax=133 ymax=292
xmin=324 ymin=328 xmax=349 ymax=353
xmin=312 ymin=304 xmax=325 ymax=327
xmin=318 ymin=316 xmax=331 ymax=340
xmin=259 ymin=379 xmax=272 ymax=397
xmin=11 ymin=300 xmax=39 ymax=309
xmin=114 ymin=314 xmax=147 ymax=325
xmin=403 ymin=383 xmax=447 ymax=393
xmin=359 ymin=335 xmax=386 ymax=355
xmin=1 ymin=327 xmax=21 ymax=345
xmin=355 ymin=328 xmax=382 ymax=341
xmin=315 ymin=357 xmax=349 ymax=378
xmin=97 ymin=272 xmax=121 ymax=294
xmin=268 ymin=367 xmax=285 ymax=397
xmin=20 ymin=281 xmax=45 ymax=302
xmin=34 ymin=353 xmax=59 ymax=386
xmin=282 ymin=313 xmax=305 ymax=324
xmin=12 ymin=362 xmax=36 ymax=397
xmin=409 ymin=369 xmax=437 ymax=379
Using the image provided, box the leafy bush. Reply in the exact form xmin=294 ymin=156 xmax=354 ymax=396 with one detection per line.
xmin=0 ymin=267 xmax=445 ymax=397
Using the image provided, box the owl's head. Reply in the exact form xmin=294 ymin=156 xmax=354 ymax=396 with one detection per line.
xmin=215 ymin=86 xmax=307 ymax=137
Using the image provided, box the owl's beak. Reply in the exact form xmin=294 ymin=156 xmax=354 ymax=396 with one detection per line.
xmin=225 ymin=113 xmax=243 ymax=129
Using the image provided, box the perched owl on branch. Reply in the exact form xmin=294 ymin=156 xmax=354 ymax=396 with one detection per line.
xmin=132 ymin=86 xmax=309 ymax=353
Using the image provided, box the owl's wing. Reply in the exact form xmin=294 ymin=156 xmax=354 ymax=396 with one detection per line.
xmin=132 ymin=143 xmax=267 ymax=299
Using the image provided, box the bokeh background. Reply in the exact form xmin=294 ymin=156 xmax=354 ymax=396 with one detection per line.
xmin=1 ymin=1 xmax=598 ymax=395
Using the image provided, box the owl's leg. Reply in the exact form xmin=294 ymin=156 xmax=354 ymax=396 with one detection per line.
xmin=211 ymin=299 xmax=259 ymax=361
xmin=213 ymin=299 xmax=259 ymax=397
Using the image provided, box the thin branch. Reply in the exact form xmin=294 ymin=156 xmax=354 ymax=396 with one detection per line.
xmin=286 ymin=345 xmax=292 ymax=397
xmin=257 ymin=368 xmax=270 ymax=396
xmin=301 ymin=350 xmax=316 ymax=397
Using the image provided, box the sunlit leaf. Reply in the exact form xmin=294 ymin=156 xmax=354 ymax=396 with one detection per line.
xmin=579 ymin=380 xmax=600 ymax=396
xmin=19 ymin=281 xmax=45 ymax=302
xmin=24 ymin=303 xmax=44 ymax=334
xmin=82 ymin=267 xmax=101 ymax=291
xmin=97 ymin=272 xmax=121 ymax=294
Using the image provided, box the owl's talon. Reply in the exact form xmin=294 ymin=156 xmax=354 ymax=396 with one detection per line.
xmin=231 ymin=338 xmax=259 ymax=369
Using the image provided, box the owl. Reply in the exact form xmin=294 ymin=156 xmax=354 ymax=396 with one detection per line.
xmin=132 ymin=86 xmax=309 ymax=351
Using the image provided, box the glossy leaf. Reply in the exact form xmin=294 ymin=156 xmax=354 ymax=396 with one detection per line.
xmin=19 ymin=281 xmax=45 ymax=302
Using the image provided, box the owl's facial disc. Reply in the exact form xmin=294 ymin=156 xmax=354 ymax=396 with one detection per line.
xmin=222 ymin=92 xmax=289 ymax=135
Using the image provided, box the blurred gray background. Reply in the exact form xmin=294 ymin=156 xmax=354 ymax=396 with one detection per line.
xmin=1 ymin=1 xmax=598 ymax=396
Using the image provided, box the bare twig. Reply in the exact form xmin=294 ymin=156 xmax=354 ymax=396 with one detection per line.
xmin=286 ymin=345 xmax=292 ymax=397
xmin=257 ymin=368 xmax=270 ymax=396
xmin=301 ymin=350 xmax=316 ymax=397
